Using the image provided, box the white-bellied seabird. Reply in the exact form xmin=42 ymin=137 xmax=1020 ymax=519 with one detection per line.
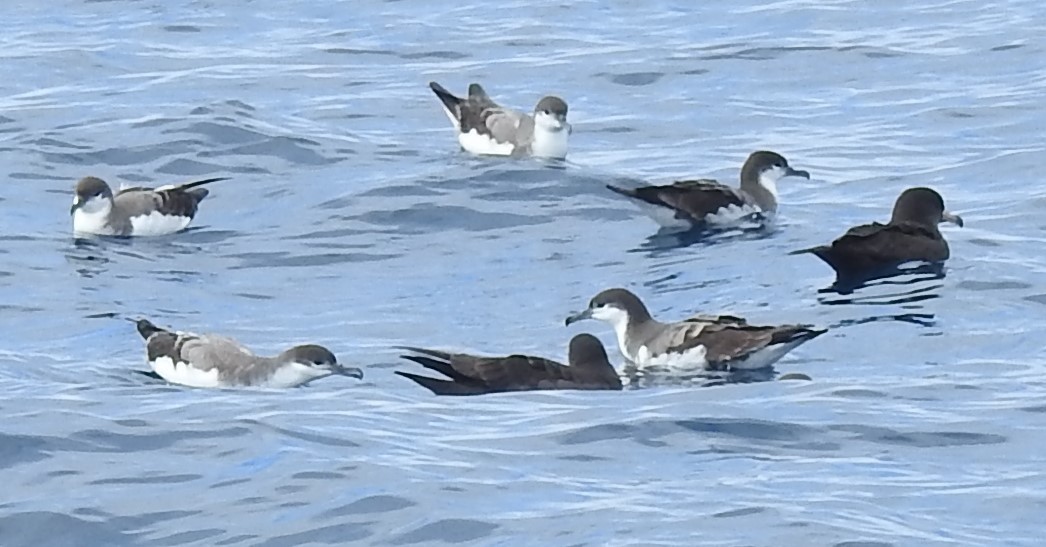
xmin=428 ymin=81 xmax=571 ymax=159
xmin=71 ymin=175 xmax=227 ymax=236
xmin=395 ymin=333 xmax=621 ymax=395
xmin=134 ymin=319 xmax=363 ymax=389
xmin=790 ymin=187 xmax=963 ymax=279
xmin=565 ymin=288 xmax=825 ymax=373
xmin=606 ymin=151 xmax=809 ymax=232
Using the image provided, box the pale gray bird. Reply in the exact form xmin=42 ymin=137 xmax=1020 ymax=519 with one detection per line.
xmin=71 ymin=175 xmax=227 ymax=236
xmin=134 ymin=319 xmax=363 ymax=389
xmin=428 ymin=81 xmax=570 ymax=159
xmin=606 ymin=151 xmax=810 ymax=232
xmin=566 ymin=288 xmax=825 ymax=373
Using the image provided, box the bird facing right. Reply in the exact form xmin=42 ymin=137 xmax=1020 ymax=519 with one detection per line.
xmin=395 ymin=333 xmax=622 ymax=395
xmin=428 ymin=81 xmax=571 ymax=159
xmin=790 ymin=186 xmax=963 ymax=279
xmin=133 ymin=319 xmax=363 ymax=389
xmin=606 ymin=150 xmax=810 ymax=232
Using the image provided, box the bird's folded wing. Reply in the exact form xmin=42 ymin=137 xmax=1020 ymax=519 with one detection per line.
xmin=483 ymin=108 xmax=530 ymax=145
xmin=832 ymin=221 xmax=945 ymax=262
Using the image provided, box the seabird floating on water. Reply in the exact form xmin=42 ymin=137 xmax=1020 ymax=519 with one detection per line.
xmin=606 ymin=151 xmax=809 ymax=232
xmin=428 ymin=81 xmax=571 ymax=159
xmin=395 ymin=333 xmax=621 ymax=395
xmin=133 ymin=319 xmax=363 ymax=389
xmin=565 ymin=288 xmax=825 ymax=373
xmin=790 ymin=186 xmax=963 ymax=279
xmin=71 ymin=175 xmax=227 ymax=236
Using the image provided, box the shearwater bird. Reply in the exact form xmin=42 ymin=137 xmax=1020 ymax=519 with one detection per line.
xmin=133 ymin=319 xmax=363 ymax=389
xmin=606 ymin=151 xmax=809 ymax=232
xmin=395 ymin=334 xmax=621 ymax=395
xmin=565 ymin=288 xmax=825 ymax=372
xmin=790 ymin=187 xmax=963 ymax=279
xmin=428 ymin=81 xmax=571 ymax=159
xmin=70 ymin=175 xmax=227 ymax=236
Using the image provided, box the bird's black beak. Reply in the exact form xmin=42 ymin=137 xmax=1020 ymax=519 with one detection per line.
xmin=786 ymin=167 xmax=810 ymax=179
xmin=336 ymin=365 xmax=364 ymax=380
xmin=565 ymin=308 xmax=592 ymax=327
xmin=70 ymin=199 xmax=82 ymax=215
xmin=941 ymin=211 xmax=964 ymax=228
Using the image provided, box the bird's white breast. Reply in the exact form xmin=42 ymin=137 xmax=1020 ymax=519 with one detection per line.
xmin=129 ymin=211 xmax=193 ymax=236
xmin=150 ymin=356 xmax=222 ymax=388
xmin=458 ymin=129 xmax=516 ymax=156
xmin=263 ymin=362 xmax=330 ymax=388
xmin=72 ymin=209 xmax=117 ymax=236
xmin=530 ymin=127 xmax=569 ymax=159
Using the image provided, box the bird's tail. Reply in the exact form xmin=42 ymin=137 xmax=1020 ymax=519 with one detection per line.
xmin=429 ymin=81 xmax=464 ymax=120
xmin=788 ymin=245 xmax=825 ymax=256
xmin=606 ymin=184 xmax=667 ymax=207
xmin=394 ymin=346 xmax=452 ymax=361
xmin=175 ymin=177 xmax=228 ymax=191
xmin=606 ymin=184 xmax=641 ymax=199
xmin=155 ymin=177 xmax=228 ymax=202
xmin=394 ymin=371 xmax=481 ymax=396
xmin=772 ymin=325 xmax=828 ymax=345
xmin=788 ymin=245 xmax=844 ymax=273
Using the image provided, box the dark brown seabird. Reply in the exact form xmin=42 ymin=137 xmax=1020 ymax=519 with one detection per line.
xmin=395 ymin=334 xmax=622 ymax=396
xmin=790 ymin=186 xmax=963 ymax=278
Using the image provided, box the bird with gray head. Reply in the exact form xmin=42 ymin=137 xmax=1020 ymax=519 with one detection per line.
xmin=395 ymin=333 xmax=621 ymax=396
xmin=428 ymin=81 xmax=571 ymax=159
xmin=71 ymin=175 xmax=227 ymax=236
xmin=606 ymin=151 xmax=810 ymax=232
xmin=133 ymin=319 xmax=363 ymax=389
xmin=565 ymin=288 xmax=825 ymax=373
xmin=790 ymin=187 xmax=963 ymax=279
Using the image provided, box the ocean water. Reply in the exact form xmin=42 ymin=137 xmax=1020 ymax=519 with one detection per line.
xmin=2 ymin=0 xmax=1045 ymax=545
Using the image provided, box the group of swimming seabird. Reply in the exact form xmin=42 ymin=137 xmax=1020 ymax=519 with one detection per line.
xmin=68 ymin=81 xmax=962 ymax=394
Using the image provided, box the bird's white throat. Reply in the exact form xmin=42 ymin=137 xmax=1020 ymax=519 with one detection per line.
xmin=72 ymin=197 xmax=114 ymax=235
xmin=590 ymin=306 xmax=632 ymax=359
xmin=531 ymin=113 xmax=569 ymax=159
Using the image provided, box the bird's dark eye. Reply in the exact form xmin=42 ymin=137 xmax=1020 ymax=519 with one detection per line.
xmin=542 ymin=109 xmax=550 ymax=115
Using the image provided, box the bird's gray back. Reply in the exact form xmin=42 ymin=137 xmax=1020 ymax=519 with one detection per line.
xmin=114 ymin=187 xmax=204 ymax=223
xmin=634 ymin=319 xmax=708 ymax=355
xmin=484 ymin=107 xmax=533 ymax=148
xmin=179 ymin=334 xmax=276 ymax=384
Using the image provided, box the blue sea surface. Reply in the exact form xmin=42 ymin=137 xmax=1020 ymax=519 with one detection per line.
xmin=2 ymin=0 xmax=1045 ymax=545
